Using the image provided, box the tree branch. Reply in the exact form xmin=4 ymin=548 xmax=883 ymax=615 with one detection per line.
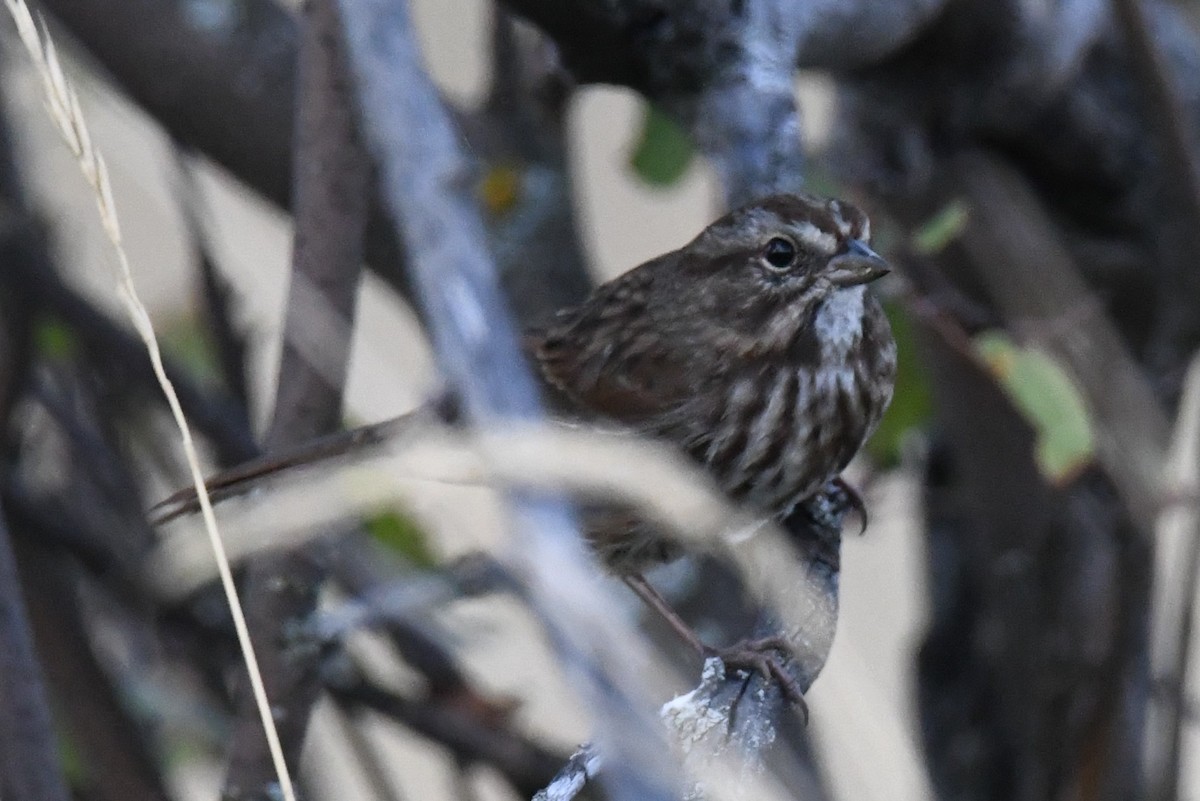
xmin=953 ymin=150 xmax=1169 ymax=528
xmin=332 ymin=1 xmax=678 ymax=797
xmin=12 ymin=537 xmax=171 ymax=801
xmin=222 ymin=0 xmax=371 ymax=794
xmin=326 ymin=670 xmax=567 ymax=799
xmin=0 ymin=499 xmax=71 ymax=801
xmin=1111 ymin=0 xmax=1200 ymax=392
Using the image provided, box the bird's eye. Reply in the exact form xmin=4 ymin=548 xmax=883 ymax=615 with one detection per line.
xmin=763 ymin=237 xmax=797 ymax=270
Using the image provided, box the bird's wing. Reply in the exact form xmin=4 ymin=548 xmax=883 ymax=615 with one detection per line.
xmin=535 ymin=326 xmax=696 ymax=423
xmin=532 ymin=268 xmax=695 ymax=426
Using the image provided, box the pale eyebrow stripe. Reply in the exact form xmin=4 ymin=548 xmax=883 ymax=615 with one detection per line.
xmin=793 ymin=220 xmax=838 ymax=253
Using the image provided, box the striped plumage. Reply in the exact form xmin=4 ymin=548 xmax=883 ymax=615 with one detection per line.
xmin=535 ymin=193 xmax=897 ymax=571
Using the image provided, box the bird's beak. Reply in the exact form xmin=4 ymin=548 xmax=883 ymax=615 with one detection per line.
xmin=828 ymin=240 xmax=890 ymax=287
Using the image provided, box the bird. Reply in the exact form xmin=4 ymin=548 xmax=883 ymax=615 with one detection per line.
xmin=153 ymin=192 xmax=896 ymax=710
xmin=534 ymin=193 xmax=895 ymax=571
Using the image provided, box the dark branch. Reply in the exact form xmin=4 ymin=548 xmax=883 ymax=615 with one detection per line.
xmin=19 ymin=246 xmax=257 ymax=463
xmin=40 ymin=0 xmax=295 ymax=205
xmin=0 ymin=499 xmax=71 ymax=801
xmin=12 ymin=537 xmax=171 ymax=801
xmin=327 ymin=670 xmax=567 ymax=799
xmin=1111 ymin=0 xmax=1200 ymax=395
xmin=173 ymin=153 xmax=253 ymax=409
xmin=222 ymin=0 xmax=371 ymax=794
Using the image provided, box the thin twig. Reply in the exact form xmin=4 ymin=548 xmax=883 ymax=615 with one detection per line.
xmin=150 ymin=420 xmax=841 ymax=697
xmin=1 ymin=3 xmax=297 ymax=800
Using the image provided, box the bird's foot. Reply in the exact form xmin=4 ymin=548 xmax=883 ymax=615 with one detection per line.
xmin=705 ymin=636 xmax=808 ymax=723
xmin=623 ymin=575 xmax=808 ymax=721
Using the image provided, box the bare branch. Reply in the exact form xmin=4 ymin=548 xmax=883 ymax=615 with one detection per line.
xmin=464 ymin=10 xmax=593 ymax=323
xmin=0 ymin=499 xmax=71 ymax=801
xmin=326 ymin=668 xmax=567 ymax=799
xmin=953 ymin=151 xmax=1169 ymax=528
xmin=533 ymin=744 xmax=601 ymax=801
xmin=223 ymin=0 xmax=371 ymax=794
xmin=38 ymin=0 xmax=296 ymax=206
xmin=1111 ymin=0 xmax=1200 ymax=389
xmin=332 ymin=1 xmax=679 ymax=797
xmin=13 ymin=537 xmax=171 ymax=801
xmin=265 ymin=5 xmax=370 ymax=446
xmin=499 ymin=0 xmax=945 ymax=203
xmin=499 ymin=0 xmax=947 ymax=87
xmin=1146 ymin=351 xmax=1200 ymax=801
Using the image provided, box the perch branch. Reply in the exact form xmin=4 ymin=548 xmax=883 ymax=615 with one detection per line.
xmin=533 ymin=743 xmax=602 ymax=801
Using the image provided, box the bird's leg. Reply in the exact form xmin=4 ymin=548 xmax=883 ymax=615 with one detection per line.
xmin=622 ymin=573 xmax=706 ymax=654
xmin=832 ymin=475 xmax=868 ymax=534
xmin=622 ymin=573 xmax=807 ymax=718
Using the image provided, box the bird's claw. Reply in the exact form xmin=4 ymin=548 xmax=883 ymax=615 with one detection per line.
xmin=706 ymin=636 xmax=808 ymax=723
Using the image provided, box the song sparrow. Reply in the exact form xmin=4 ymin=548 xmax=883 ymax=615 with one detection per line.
xmin=535 ymin=192 xmax=896 ymax=573
xmin=154 ymin=192 xmax=896 ymax=708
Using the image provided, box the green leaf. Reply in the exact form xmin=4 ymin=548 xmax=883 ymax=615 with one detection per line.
xmin=365 ymin=509 xmax=437 ymax=568
xmin=629 ymin=105 xmax=694 ymax=187
xmin=866 ymin=301 xmax=933 ymax=465
xmin=974 ymin=331 xmax=1095 ymax=483
xmin=56 ymin=727 xmax=86 ymax=787
xmin=34 ymin=316 xmax=77 ymax=361
xmin=911 ymin=199 xmax=969 ymax=256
